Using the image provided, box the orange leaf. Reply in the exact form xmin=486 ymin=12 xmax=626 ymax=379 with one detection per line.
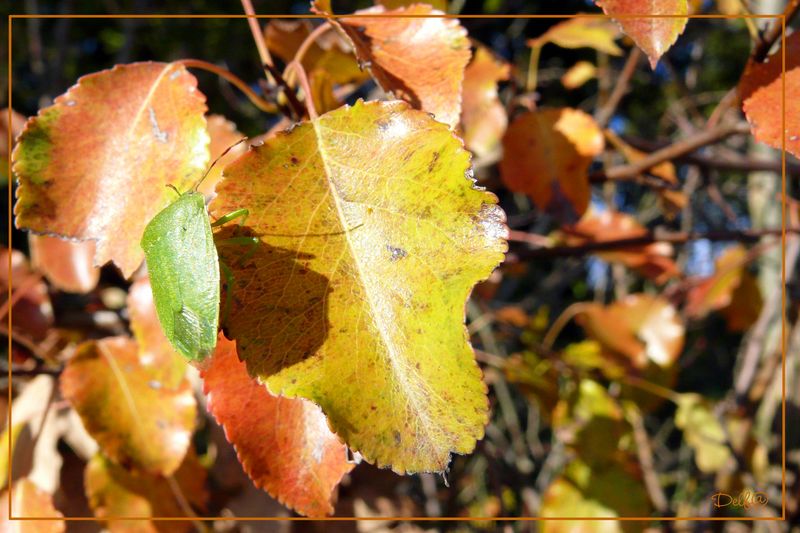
xmin=739 ymin=31 xmax=800 ymax=158
xmin=60 ymin=336 xmax=196 ymax=476
xmin=0 ymin=479 xmax=64 ymax=531
xmin=13 ymin=62 xmax=210 ymax=277
xmin=85 ymin=451 xmax=207 ymax=533
xmin=28 ymin=234 xmax=100 ymax=294
xmin=198 ymin=114 xmax=246 ymax=198
xmin=564 ymin=210 xmax=679 ymax=283
xmin=202 ymin=335 xmax=353 ymax=517
xmin=577 ymin=294 xmax=685 ymax=369
xmin=501 ymin=108 xmax=604 ymax=222
xmin=1 ymin=247 xmax=53 ymax=342
xmin=595 ymin=0 xmax=688 ymax=68
xmin=323 ymin=4 xmax=471 ymax=128
xmin=127 ymin=277 xmax=188 ymax=387
xmin=265 ymin=20 xmax=367 ymax=86
xmin=461 ymin=46 xmax=510 ymax=159
xmin=685 ymin=245 xmax=762 ymax=331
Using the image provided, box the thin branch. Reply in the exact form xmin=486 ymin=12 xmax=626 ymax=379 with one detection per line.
xmin=752 ymin=0 xmax=800 ymax=62
xmin=176 ymin=59 xmax=276 ymax=114
xmin=595 ymin=47 xmax=642 ymax=128
xmin=288 ymin=60 xmax=318 ymax=120
xmin=262 ymin=62 xmax=307 ymax=120
xmin=626 ymin=405 xmax=670 ymax=515
xmin=595 ymin=122 xmax=751 ymax=182
xmin=240 ymin=0 xmax=275 ymax=80
xmin=507 ymin=227 xmax=797 ymax=262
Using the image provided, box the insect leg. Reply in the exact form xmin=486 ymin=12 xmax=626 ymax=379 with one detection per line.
xmin=211 ymin=208 xmax=249 ymax=228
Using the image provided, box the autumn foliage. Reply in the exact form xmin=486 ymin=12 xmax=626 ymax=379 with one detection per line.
xmin=2 ymin=0 xmax=799 ymax=528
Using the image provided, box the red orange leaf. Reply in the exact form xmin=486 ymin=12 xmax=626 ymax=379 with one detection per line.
xmin=0 ymin=479 xmax=64 ymax=531
xmin=202 ymin=335 xmax=353 ymax=517
xmin=595 ymin=0 xmax=688 ymax=68
xmin=739 ymin=31 xmax=800 ymax=158
xmin=85 ymin=451 xmax=207 ymax=533
xmin=461 ymin=46 xmax=510 ymax=159
xmin=13 ymin=62 xmax=209 ymax=277
xmin=29 ymin=234 xmax=100 ymax=293
xmin=323 ymin=4 xmax=471 ymax=128
xmin=563 ymin=210 xmax=679 ymax=283
xmin=500 ymin=108 xmax=604 ymax=222
xmin=60 ymin=336 xmax=196 ymax=476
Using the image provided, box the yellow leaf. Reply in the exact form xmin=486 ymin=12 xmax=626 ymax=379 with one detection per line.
xmin=562 ymin=61 xmax=598 ymax=90
xmin=213 ymin=99 xmax=507 ymax=474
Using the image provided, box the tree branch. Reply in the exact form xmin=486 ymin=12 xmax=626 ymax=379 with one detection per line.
xmin=595 ymin=48 xmax=642 ymax=128
xmin=507 ymin=227 xmax=796 ymax=262
xmin=593 ymin=122 xmax=751 ymax=182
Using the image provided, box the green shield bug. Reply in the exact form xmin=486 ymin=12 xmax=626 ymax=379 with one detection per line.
xmin=141 ymin=139 xmax=252 ymax=363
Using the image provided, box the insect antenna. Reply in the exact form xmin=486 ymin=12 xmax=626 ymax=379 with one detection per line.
xmin=192 ymin=136 xmax=248 ymax=193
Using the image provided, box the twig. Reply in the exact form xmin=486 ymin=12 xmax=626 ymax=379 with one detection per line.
xmin=596 ymin=122 xmax=751 ymax=182
xmin=288 ymin=60 xmax=318 ymax=120
xmin=176 ymin=59 xmax=276 ymax=114
xmin=541 ymin=302 xmax=592 ymax=350
xmin=240 ymin=0 xmax=275 ymax=82
xmin=626 ymin=405 xmax=670 ymax=515
xmin=262 ymin=62 xmax=308 ymax=120
xmin=752 ymin=0 xmax=800 ymax=62
xmin=595 ymin=48 xmax=642 ymax=128
xmin=507 ymin=227 xmax=798 ymax=262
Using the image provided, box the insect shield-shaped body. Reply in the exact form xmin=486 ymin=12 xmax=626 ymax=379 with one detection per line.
xmin=141 ymin=190 xmax=219 ymax=362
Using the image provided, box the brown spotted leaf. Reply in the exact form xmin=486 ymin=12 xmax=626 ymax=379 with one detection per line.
xmin=500 ymin=108 xmax=604 ymax=222
xmin=740 ymin=31 xmax=800 ymax=158
xmin=60 ymin=336 xmax=196 ymax=476
xmin=322 ymin=4 xmax=471 ymax=128
xmin=563 ymin=209 xmax=679 ymax=282
xmin=460 ymin=45 xmax=510 ymax=159
xmin=0 ymin=478 xmax=64 ymax=531
xmin=576 ymin=294 xmax=685 ymax=369
xmin=85 ymin=451 xmax=207 ymax=533
xmin=29 ymin=234 xmax=100 ymax=293
xmin=595 ymin=0 xmax=688 ymax=68
xmin=213 ymin=99 xmax=507 ymax=474
xmin=202 ymin=334 xmax=353 ymax=517
xmin=13 ymin=62 xmax=209 ymax=277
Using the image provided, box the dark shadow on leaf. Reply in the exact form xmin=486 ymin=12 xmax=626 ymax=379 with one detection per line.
xmin=215 ymin=226 xmax=331 ymax=379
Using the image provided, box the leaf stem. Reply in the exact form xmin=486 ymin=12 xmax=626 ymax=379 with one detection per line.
xmin=542 ymin=302 xmax=593 ymax=350
xmin=176 ymin=59 xmax=276 ymax=114
xmin=288 ymin=61 xmax=319 ymax=120
xmin=525 ymin=44 xmax=542 ymax=94
xmin=288 ymin=21 xmax=332 ymax=80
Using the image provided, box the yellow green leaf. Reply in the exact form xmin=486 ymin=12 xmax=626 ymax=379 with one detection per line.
xmin=675 ymin=393 xmax=732 ymax=473
xmin=213 ymin=99 xmax=507 ymax=474
xmin=85 ymin=451 xmax=207 ymax=533
xmin=60 ymin=337 xmax=196 ymax=476
xmin=530 ymin=18 xmax=622 ymax=55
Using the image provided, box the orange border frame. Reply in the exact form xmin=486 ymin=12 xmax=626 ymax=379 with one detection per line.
xmin=4 ymin=9 xmax=789 ymax=525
